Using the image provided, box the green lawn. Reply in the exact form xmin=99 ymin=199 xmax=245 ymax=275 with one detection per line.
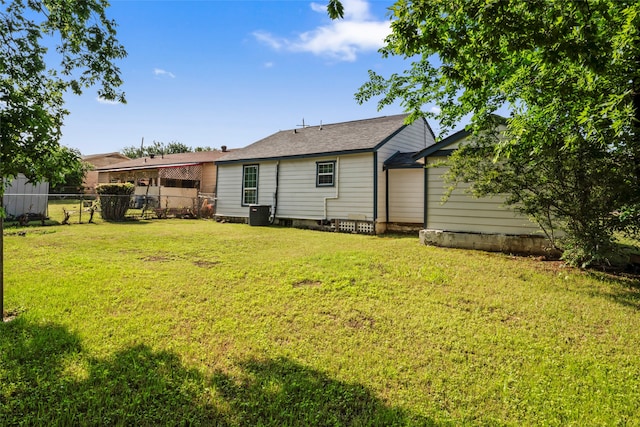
xmin=2 ymin=219 xmax=639 ymax=425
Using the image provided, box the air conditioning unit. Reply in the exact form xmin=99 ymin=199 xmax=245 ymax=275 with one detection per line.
xmin=249 ymin=204 xmax=271 ymax=226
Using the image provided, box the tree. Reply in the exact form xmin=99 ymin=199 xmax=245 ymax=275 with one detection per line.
xmin=120 ymin=141 xmax=216 ymax=159
xmin=49 ymin=147 xmax=94 ymax=194
xmin=1 ymin=0 xmax=126 ymax=318
xmin=194 ymin=146 xmax=214 ymax=152
xmin=165 ymin=141 xmax=191 ymax=155
xmin=331 ymin=0 xmax=640 ymax=266
xmin=120 ymin=145 xmax=143 ymax=159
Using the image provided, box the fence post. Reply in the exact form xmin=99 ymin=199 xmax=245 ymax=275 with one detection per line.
xmin=79 ymin=194 xmax=83 ymax=224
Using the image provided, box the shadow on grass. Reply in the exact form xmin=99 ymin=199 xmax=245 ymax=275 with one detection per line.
xmin=0 ymin=317 xmax=218 ymax=425
xmin=0 ymin=318 xmax=433 ymax=426
xmin=212 ymin=357 xmax=431 ymax=426
xmin=586 ymin=270 xmax=640 ymax=310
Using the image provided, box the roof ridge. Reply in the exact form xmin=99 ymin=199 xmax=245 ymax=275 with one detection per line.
xmin=278 ymin=113 xmax=409 ymax=132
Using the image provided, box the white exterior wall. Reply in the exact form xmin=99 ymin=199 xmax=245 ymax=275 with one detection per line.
xmin=376 ymin=120 xmax=434 ymax=223
xmin=215 ymin=163 xmax=254 ymax=217
xmin=426 ymin=158 xmax=541 ymax=235
xmin=215 ymin=161 xmax=277 ymax=218
xmin=3 ymin=174 xmax=49 ymax=218
xmin=318 ymin=154 xmax=373 ymax=220
xmin=387 ymin=169 xmax=424 ymax=223
xmin=216 ymin=154 xmax=374 ymax=220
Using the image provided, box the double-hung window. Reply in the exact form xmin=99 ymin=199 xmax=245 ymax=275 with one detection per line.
xmin=316 ymin=161 xmax=336 ymax=187
xmin=242 ymin=164 xmax=258 ymax=205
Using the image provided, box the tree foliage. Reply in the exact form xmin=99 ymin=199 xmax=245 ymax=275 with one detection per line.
xmin=334 ymin=0 xmax=640 ymax=266
xmin=49 ymin=147 xmax=93 ymax=193
xmin=120 ymin=141 xmax=216 ymax=159
xmin=0 ymin=0 xmax=126 ymax=191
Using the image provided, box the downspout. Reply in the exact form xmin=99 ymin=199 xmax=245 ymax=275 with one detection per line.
xmin=214 ymin=162 xmax=219 ymax=214
xmin=373 ymin=152 xmax=378 ymax=228
xmin=423 ymin=157 xmax=428 ymax=229
xmin=323 ymin=157 xmax=340 ymax=220
xmin=269 ymin=161 xmax=279 ymax=224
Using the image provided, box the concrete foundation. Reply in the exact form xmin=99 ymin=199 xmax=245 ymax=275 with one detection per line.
xmin=276 ymin=218 xmax=332 ymax=231
xmin=419 ymin=229 xmax=560 ymax=257
xmin=383 ymin=222 xmax=424 ymax=234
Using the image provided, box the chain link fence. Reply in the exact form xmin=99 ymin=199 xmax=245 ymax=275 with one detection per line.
xmin=2 ymin=193 xmax=216 ymax=225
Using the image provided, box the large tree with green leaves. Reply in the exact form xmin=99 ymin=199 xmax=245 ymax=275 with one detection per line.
xmin=331 ymin=0 xmax=640 ymax=266
xmin=1 ymin=0 xmax=126 ymax=184
xmin=49 ymin=147 xmax=94 ymax=194
xmin=1 ymin=0 xmax=126 ymax=318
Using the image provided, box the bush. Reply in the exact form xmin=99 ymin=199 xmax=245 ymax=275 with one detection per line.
xmin=96 ymin=183 xmax=134 ymax=221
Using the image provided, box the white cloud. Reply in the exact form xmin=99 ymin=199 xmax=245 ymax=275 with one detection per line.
xmin=153 ymin=68 xmax=176 ymax=78
xmin=96 ymin=97 xmax=120 ymax=105
xmin=264 ymin=61 xmax=275 ymax=68
xmin=252 ymin=31 xmax=283 ymax=50
xmin=254 ymin=0 xmax=390 ymax=62
xmin=430 ymin=106 xmax=442 ymax=115
xmin=309 ymin=2 xmax=327 ymax=14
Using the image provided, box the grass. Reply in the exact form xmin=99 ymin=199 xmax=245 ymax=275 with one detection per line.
xmin=2 ymin=217 xmax=640 ymax=425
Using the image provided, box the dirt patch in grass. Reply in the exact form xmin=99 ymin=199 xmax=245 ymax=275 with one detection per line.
xmin=140 ymin=255 xmax=172 ymax=262
xmin=292 ymin=279 xmax=322 ymax=288
xmin=346 ymin=312 xmax=376 ymax=330
xmin=192 ymin=260 xmax=220 ymax=268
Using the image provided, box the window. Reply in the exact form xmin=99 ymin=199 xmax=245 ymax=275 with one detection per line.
xmin=242 ymin=165 xmax=258 ymax=205
xmin=316 ymin=161 xmax=335 ymax=187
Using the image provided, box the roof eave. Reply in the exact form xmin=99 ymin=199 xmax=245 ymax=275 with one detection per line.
xmin=215 ymin=147 xmax=378 ymax=165
xmin=413 ymin=129 xmax=471 ymax=159
xmin=97 ymin=162 xmax=203 ymax=173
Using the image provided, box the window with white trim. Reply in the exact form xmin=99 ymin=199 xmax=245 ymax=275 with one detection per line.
xmin=316 ymin=161 xmax=335 ymax=187
xmin=242 ymin=164 xmax=258 ymax=205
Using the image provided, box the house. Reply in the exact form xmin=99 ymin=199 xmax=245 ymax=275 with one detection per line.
xmin=95 ymin=149 xmax=229 ymax=211
xmin=413 ymin=129 xmax=554 ymax=255
xmin=82 ymin=152 xmax=130 ymax=194
xmin=2 ymin=174 xmax=49 ymax=220
xmin=214 ymin=114 xmax=435 ymax=234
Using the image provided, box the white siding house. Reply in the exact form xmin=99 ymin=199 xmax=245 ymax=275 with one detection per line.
xmin=215 ymin=114 xmax=436 ymax=233
xmin=414 ymin=129 xmax=540 ymax=235
xmin=414 ymin=129 xmax=553 ymax=254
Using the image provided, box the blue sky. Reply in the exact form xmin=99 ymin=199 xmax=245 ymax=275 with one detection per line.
xmin=60 ymin=0 xmax=434 ymax=156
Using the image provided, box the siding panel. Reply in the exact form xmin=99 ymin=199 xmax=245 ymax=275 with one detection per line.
xmin=426 ymin=159 xmax=541 ymax=235
xmin=387 ymin=169 xmax=424 ymax=223
xmin=277 ymin=154 xmax=374 ymax=220
xmin=377 ymin=120 xmax=434 ymax=222
xmin=3 ymin=174 xmax=49 ymax=218
xmin=215 ymin=164 xmax=245 ymax=217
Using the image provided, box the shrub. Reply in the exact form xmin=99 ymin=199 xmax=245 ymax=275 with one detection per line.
xmin=96 ymin=183 xmax=134 ymax=221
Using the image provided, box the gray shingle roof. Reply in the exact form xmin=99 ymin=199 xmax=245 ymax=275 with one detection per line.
xmin=383 ymin=151 xmax=423 ymax=169
xmin=216 ymin=114 xmax=411 ymax=163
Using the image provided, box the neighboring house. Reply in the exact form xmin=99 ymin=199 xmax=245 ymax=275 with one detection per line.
xmin=95 ymin=149 xmax=229 ymax=210
xmin=82 ymin=152 xmax=130 ymax=194
xmin=2 ymin=174 xmax=49 ymax=219
xmin=413 ymin=129 xmax=554 ymax=255
xmin=214 ymin=114 xmax=436 ymax=234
